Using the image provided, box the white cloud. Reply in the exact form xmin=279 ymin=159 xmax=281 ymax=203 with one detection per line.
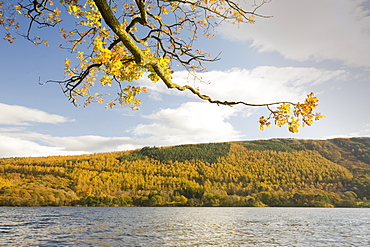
xmin=190 ymin=67 xmax=347 ymax=103
xmin=0 ymin=103 xmax=72 ymax=125
xmin=0 ymin=108 xmax=242 ymax=156
xmin=220 ymin=0 xmax=370 ymax=67
xmin=140 ymin=67 xmax=347 ymax=104
xmin=0 ymin=132 xmax=149 ymax=158
xmin=0 ymin=127 xmax=25 ymax=132
xmin=133 ymin=102 xmax=243 ymax=144
xmin=1 ymin=132 xmax=138 ymax=152
xmin=0 ymin=134 xmax=85 ymax=158
xmin=43 ymin=135 xmax=136 ymax=152
xmin=325 ymin=123 xmax=370 ymax=139
xmin=0 ymin=99 xmax=243 ymax=157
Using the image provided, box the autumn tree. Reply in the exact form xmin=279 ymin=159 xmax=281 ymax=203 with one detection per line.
xmin=0 ymin=0 xmax=324 ymax=132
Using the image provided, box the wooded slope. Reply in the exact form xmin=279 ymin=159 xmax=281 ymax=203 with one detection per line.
xmin=0 ymin=138 xmax=369 ymax=207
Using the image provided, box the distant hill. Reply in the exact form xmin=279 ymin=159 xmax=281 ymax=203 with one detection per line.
xmin=0 ymin=138 xmax=369 ymax=207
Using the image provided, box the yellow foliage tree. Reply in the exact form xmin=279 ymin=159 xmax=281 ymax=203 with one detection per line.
xmin=0 ymin=0 xmax=324 ymax=132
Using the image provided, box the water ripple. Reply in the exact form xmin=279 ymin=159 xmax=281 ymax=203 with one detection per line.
xmin=0 ymin=207 xmax=369 ymax=246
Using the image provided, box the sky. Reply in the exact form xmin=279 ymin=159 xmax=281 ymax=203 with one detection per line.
xmin=1 ymin=0 xmax=370 ymax=158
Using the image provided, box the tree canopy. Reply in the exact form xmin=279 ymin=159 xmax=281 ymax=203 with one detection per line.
xmin=1 ymin=138 xmax=370 ymax=207
xmin=0 ymin=0 xmax=325 ymax=132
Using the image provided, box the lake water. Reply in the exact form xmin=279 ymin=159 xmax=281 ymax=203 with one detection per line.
xmin=0 ymin=207 xmax=369 ymax=246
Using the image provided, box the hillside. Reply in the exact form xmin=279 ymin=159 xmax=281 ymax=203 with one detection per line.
xmin=0 ymin=138 xmax=369 ymax=207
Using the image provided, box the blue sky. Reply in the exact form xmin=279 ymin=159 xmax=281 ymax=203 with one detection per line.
xmin=1 ymin=0 xmax=370 ymax=158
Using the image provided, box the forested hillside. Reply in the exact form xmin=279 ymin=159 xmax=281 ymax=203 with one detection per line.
xmin=0 ymin=138 xmax=369 ymax=207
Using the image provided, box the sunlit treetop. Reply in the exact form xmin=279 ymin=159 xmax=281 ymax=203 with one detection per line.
xmin=0 ymin=0 xmax=324 ymax=133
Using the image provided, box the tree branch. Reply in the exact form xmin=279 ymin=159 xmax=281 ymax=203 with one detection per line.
xmin=93 ymin=0 xmax=287 ymax=109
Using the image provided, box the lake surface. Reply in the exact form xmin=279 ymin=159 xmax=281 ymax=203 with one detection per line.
xmin=0 ymin=207 xmax=369 ymax=246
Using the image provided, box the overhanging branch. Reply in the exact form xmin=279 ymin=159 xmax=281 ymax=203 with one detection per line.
xmin=93 ymin=0 xmax=291 ymax=109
